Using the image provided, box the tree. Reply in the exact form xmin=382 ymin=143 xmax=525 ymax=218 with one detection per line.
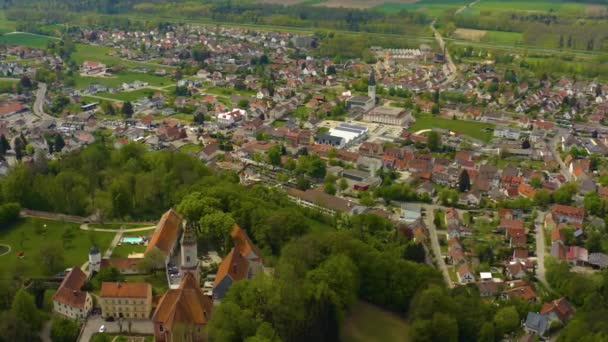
xmin=493 ymin=306 xmax=519 ymax=337
xmin=324 ymin=182 xmax=337 ymax=195
xmin=439 ymin=189 xmax=458 ymax=206
xmin=237 ymin=99 xmax=250 ymax=109
xmin=20 ymin=75 xmax=33 ymax=88
xmin=39 ymin=242 xmax=65 ymax=275
xmin=14 ymin=137 xmax=24 ymax=161
xmin=458 ymin=170 xmax=471 ymax=193
xmin=431 ymin=104 xmax=440 ymax=115
xmin=534 ymin=189 xmax=552 ymax=207
xmin=0 ymin=134 xmax=10 ymax=156
xmin=100 ymin=101 xmax=115 ymax=115
xmin=199 ymin=211 xmax=236 ymax=251
xmin=478 ymin=322 xmax=495 ymax=342
xmin=339 ymin=178 xmax=348 ymax=192
xmin=296 ymin=176 xmax=310 ymax=190
xmin=122 ymin=101 xmax=134 ymax=118
xmin=554 ymin=182 xmax=578 ymax=205
xmin=308 ymin=158 xmax=327 ymax=180
xmin=95 ymin=266 xmax=124 ymax=288
xmin=51 ymin=317 xmax=80 ymax=342
xmin=137 ymin=249 xmax=165 ymax=275
xmin=521 ymin=139 xmax=531 ymax=149
xmin=427 ymin=131 xmax=441 ymax=152
xmin=584 ymin=192 xmax=603 ymax=217
xmin=267 ymin=145 xmax=282 ymax=167
xmin=11 ymin=289 xmax=41 ymax=330
xmin=54 ymin=134 xmax=65 ymax=153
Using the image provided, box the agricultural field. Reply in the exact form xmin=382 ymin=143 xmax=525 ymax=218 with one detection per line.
xmin=0 ymin=218 xmax=114 ymax=278
xmin=341 ymin=301 xmax=410 ymax=342
xmin=464 ymin=0 xmax=589 ymax=16
xmin=0 ymin=32 xmax=58 ymax=49
xmin=453 ymin=28 xmax=523 ymax=45
xmin=408 ymin=114 xmax=495 ymax=142
xmin=375 ymin=0 xmax=468 ymax=16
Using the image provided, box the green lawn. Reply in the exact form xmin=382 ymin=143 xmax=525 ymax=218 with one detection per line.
xmin=178 ymin=143 xmax=202 ymax=154
xmin=90 ymin=88 xmax=158 ymax=102
xmin=341 ymin=301 xmax=410 ymax=342
xmin=0 ymin=32 xmax=58 ymax=48
xmin=73 ymin=71 xmax=172 ymax=90
xmin=111 ymin=243 xmax=146 ymax=258
xmin=468 ymin=0 xmax=587 ymax=16
xmin=0 ymin=218 xmax=115 ymax=278
xmin=408 ymin=114 xmax=495 ymax=142
xmin=0 ymin=13 xmax=16 ymax=35
xmin=124 ymin=274 xmax=169 ymax=297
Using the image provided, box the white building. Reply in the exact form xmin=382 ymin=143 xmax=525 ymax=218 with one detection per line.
xmin=493 ymin=128 xmax=521 ymax=140
xmin=89 ymin=245 xmax=101 ymax=274
xmin=217 ymin=108 xmax=247 ymax=126
xmin=327 ymin=123 xmax=368 ymax=145
xmin=363 ymin=106 xmax=411 ymax=126
xmin=53 ymin=267 xmax=93 ymax=320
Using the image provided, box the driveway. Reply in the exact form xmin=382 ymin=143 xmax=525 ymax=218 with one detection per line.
xmin=79 ymin=316 xmax=154 ymax=342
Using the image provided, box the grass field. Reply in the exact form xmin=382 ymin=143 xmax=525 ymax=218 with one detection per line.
xmin=375 ymin=0 xmax=468 ymax=16
xmin=73 ymin=72 xmax=172 ymax=90
xmin=0 ymin=218 xmax=114 ymax=278
xmin=91 ymin=88 xmax=159 ymax=102
xmin=408 ymin=114 xmax=495 ymax=142
xmin=0 ymin=13 xmax=16 ymax=35
xmin=481 ymin=30 xmax=523 ymax=45
xmin=466 ymin=0 xmax=587 ymax=16
xmin=0 ymin=32 xmax=58 ymax=48
xmin=178 ymin=143 xmax=202 ymax=154
xmin=341 ymin=301 xmax=410 ymax=342
xmin=111 ymin=243 xmax=146 ymax=258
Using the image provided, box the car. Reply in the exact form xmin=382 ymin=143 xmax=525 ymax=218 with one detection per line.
xmin=99 ymin=325 xmax=105 ymax=333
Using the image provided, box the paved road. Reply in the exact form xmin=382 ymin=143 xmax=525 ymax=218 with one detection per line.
xmin=33 ymin=83 xmax=58 ymax=122
xmin=430 ymin=20 xmax=457 ymax=84
xmin=79 ymin=316 xmax=154 ymax=342
xmin=549 ymin=129 xmax=573 ymax=182
xmin=535 ymin=211 xmax=553 ymax=292
xmin=422 ymin=204 xmax=454 ymax=288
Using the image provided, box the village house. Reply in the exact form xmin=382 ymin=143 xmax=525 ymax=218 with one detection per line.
xmin=145 ymin=209 xmax=183 ymax=262
xmin=53 ymin=267 xmax=93 ymax=320
xmin=100 ymin=282 xmax=153 ymax=319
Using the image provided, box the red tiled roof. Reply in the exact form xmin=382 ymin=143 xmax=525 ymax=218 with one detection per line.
xmin=100 ymin=282 xmax=151 ymax=298
xmin=0 ymin=102 xmax=23 ymax=116
xmin=501 ymin=219 xmax=524 ymax=231
xmin=551 ymin=204 xmax=584 ymax=220
xmin=152 ymin=272 xmax=213 ymax=331
xmin=146 ymin=209 xmax=182 ymax=255
xmin=213 ymin=248 xmax=249 ymax=288
xmin=53 ymin=266 xmax=88 ymax=308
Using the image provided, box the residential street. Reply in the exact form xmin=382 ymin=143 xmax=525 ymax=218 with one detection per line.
xmin=535 ymin=211 xmax=553 ymax=292
xmin=422 ymin=204 xmax=454 ymax=289
xmin=549 ymin=129 xmax=573 ymax=182
xmin=33 ymin=83 xmax=58 ymax=122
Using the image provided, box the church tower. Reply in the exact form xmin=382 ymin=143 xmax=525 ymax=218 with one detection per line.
xmin=368 ymin=67 xmax=376 ymax=102
xmin=89 ymin=245 xmax=101 ymax=274
xmin=180 ymin=224 xmax=200 ymax=284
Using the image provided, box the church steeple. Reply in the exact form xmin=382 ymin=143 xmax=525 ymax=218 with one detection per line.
xmin=368 ymin=67 xmax=376 ymax=102
xmin=180 ymin=224 xmax=200 ymax=284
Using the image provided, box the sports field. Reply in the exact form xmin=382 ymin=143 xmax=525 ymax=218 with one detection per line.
xmin=408 ymin=114 xmax=495 ymax=142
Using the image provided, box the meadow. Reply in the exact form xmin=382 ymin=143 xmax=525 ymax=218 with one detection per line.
xmin=465 ymin=0 xmax=588 ymax=16
xmin=341 ymin=301 xmax=410 ymax=342
xmin=0 ymin=218 xmax=115 ymax=278
xmin=0 ymin=13 xmax=16 ymax=35
xmin=0 ymin=32 xmax=58 ymax=49
xmin=408 ymin=114 xmax=495 ymax=142
xmin=73 ymin=72 xmax=172 ymax=90
xmin=375 ymin=0 xmax=469 ymax=16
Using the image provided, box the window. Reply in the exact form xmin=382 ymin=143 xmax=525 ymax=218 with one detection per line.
xmin=187 ymin=256 xmax=191 ymax=263
xmin=159 ymin=325 xmax=164 ymax=333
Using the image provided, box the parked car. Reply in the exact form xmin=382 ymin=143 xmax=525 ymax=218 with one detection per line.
xmin=99 ymin=325 xmax=105 ymax=333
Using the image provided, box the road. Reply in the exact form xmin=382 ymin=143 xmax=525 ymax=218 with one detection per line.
xmin=33 ymin=83 xmax=58 ymax=122
xmin=430 ymin=20 xmax=457 ymax=83
xmin=535 ymin=211 xmax=554 ymax=293
xmin=549 ymin=129 xmax=573 ymax=182
xmin=455 ymin=0 xmax=480 ymax=15
xmin=422 ymin=204 xmax=454 ymax=288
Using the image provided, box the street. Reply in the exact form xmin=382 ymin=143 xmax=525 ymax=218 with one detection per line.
xmin=33 ymin=82 xmax=59 ymax=122
xmin=422 ymin=204 xmax=454 ymax=289
xmin=549 ymin=129 xmax=573 ymax=182
xmin=535 ymin=211 xmax=553 ymax=291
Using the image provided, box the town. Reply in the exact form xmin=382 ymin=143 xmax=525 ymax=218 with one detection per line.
xmin=1 ymin=4 xmax=608 ymax=342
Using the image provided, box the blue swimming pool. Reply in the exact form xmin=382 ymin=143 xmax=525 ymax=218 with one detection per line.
xmin=121 ymin=237 xmax=144 ymax=244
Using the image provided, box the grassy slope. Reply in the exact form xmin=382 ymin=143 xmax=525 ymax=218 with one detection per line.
xmin=341 ymin=301 xmax=410 ymax=342
xmin=0 ymin=32 xmax=58 ymax=48
xmin=408 ymin=114 xmax=495 ymax=142
xmin=0 ymin=218 xmax=115 ymax=278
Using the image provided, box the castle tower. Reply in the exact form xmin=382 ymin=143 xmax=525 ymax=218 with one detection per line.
xmin=180 ymin=225 xmax=200 ymax=284
xmin=368 ymin=67 xmax=376 ymax=102
xmin=89 ymin=245 xmax=101 ymax=274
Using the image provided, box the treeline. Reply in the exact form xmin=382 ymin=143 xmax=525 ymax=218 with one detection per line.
xmin=0 ymin=141 xmax=213 ymax=220
xmin=1 ymin=0 xmax=432 ymax=37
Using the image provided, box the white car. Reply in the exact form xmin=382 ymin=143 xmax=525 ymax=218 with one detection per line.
xmin=99 ymin=325 xmax=105 ymax=333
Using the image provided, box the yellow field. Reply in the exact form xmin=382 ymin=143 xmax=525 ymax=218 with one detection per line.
xmin=453 ymin=28 xmax=487 ymax=41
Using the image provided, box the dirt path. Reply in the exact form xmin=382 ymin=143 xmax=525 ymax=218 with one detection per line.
xmin=423 ymin=204 xmax=454 ymax=288
xmin=80 ymin=224 xmax=156 ymax=233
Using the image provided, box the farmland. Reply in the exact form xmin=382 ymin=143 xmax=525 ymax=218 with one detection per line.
xmin=0 ymin=32 xmax=58 ymax=49
xmin=341 ymin=301 xmax=410 ymax=342
xmin=453 ymin=28 xmax=523 ymax=45
xmin=464 ymin=0 xmax=588 ymax=16
xmin=408 ymin=114 xmax=495 ymax=142
xmin=375 ymin=0 xmax=469 ymax=16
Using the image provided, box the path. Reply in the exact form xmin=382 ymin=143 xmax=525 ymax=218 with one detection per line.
xmin=0 ymin=243 xmax=11 ymax=257
xmin=422 ymin=204 xmax=454 ymax=288
xmin=535 ymin=211 xmax=553 ymax=292
xmin=455 ymin=0 xmax=480 ymax=15
xmin=79 ymin=223 xmax=156 ymax=233
xmin=430 ymin=20 xmax=457 ymax=82
xmin=39 ymin=320 xmax=52 ymax=342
